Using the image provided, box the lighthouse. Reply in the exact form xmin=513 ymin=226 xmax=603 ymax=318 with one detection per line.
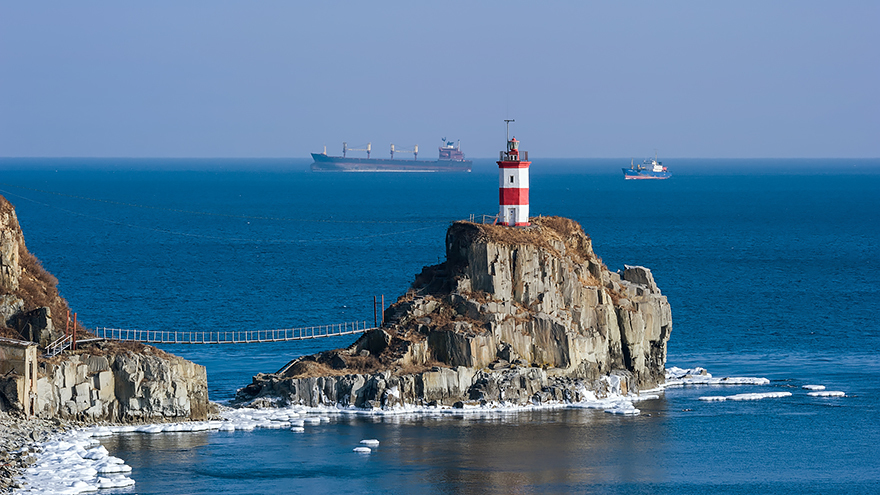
xmin=497 ymin=120 xmax=530 ymax=226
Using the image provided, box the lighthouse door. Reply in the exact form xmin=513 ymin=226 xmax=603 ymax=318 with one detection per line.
xmin=508 ymin=208 xmax=516 ymax=226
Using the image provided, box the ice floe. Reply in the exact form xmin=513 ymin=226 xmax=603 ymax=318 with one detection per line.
xmin=698 ymin=391 xmax=792 ymax=401
xmin=802 ymin=384 xmax=826 ymax=390
xmin=661 ymin=367 xmax=770 ymax=388
xmin=808 ymin=390 xmax=845 ymax=397
xmin=353 ymin=447 xmax=372 ymax=454
xmin=360 ymin=439 xmax=380 ymax=447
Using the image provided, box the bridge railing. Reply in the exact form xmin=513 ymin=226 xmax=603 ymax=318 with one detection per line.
xmin=94 ymin=320 xmax=373 ymax=344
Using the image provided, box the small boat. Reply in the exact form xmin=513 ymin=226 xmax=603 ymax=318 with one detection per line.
xmin=623 ymin=153 xmax=671 ymax=180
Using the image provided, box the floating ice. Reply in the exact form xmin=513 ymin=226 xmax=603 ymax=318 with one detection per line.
xmin=267 ymin=422 xmax=289 ymax=429
xmin=663 ymin=366 xmax=770 ymax=388
xmin=290 ymin=426 xmax=305 ymax=432
xmin=96 ymin=476 xmax=135 ymax=489
xmin=604 ymin=403 xmax=641 ymax=416
xmin=808 ymin=390 xmax=845 ymax=397
xmin=698 ymin=391 xmax=792 ymax=401
xmin=353 ymin=447 xmax=372 ymax=454
xmin=88 ymin=427 xmax=113 ymax=437
xmin=802 ymin=384 xmax=826 ymax=390
xmin=95 ymin=459 xmax=132 ymax=474
xmin=360 ymin=439 xmax=380 ymax=447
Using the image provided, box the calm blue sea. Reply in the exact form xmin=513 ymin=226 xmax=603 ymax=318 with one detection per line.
xmin=1 ymin=158 xmax=879 ymax=494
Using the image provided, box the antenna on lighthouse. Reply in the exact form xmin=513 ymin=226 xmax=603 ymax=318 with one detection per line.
xmin=504 ymin=119 xmax=515 ymax=142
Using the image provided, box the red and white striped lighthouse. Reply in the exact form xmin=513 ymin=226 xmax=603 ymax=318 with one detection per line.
xmin=497 ymin=121 xmax=530 ymax=226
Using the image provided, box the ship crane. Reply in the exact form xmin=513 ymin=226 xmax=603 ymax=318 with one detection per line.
xmin=342 ymin=142 xmax=371 ymax=158
xmin=390 ymin=144 xmax=419 ymax=160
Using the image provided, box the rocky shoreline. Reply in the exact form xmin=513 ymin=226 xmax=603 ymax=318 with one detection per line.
xmin=0 ymin=413 xmax=77 ymax=494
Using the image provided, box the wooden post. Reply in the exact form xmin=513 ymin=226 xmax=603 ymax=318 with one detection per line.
xmin=373 ymin=296 xmax=377 ymax=328
xmin=65 ymin=309 xmax=69 ymax=338
xmin=72 ymin=312 xmax=77 ymax=351
xmin=381 ymin=295 xmax=385 ymax=325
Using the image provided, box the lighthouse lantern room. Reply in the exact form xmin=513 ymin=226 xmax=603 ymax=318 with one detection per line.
xmin=497 ymin=120 xmax=530 ymax=226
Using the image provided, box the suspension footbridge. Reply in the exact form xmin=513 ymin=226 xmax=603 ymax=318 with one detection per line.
xmin=92 ymin=320 xmax=374 ymax=344
xmin=46 ymin=320 xmax=377 ymax=357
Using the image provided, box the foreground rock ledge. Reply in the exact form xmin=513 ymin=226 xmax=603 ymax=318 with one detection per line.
xmin=237 ymin=217 xmax=672 ymax=409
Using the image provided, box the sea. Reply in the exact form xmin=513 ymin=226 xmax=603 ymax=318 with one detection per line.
xmin=0 ymin=157 xmax=878 ymax=494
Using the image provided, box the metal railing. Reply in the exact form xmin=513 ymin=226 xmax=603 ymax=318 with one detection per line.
xmin=45 ymin=334 xmax=73 ymax=357
xmin=93 ymin=321 xmax=373 ymax=344
xmin=467 ymin=214 xmax=498 ymax=224
xmin=499 ymin=150 xmax=529 ymax=161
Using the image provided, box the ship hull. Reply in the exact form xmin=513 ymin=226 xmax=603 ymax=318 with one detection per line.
xmin=622 ymin=168 xmax=671 ymax=180
xmin=311 ymin=153 xmax=471 ymax=172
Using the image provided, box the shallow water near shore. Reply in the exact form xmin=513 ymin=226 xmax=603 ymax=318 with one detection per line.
xmin=2 ymin=158 xmax=879 ymax=493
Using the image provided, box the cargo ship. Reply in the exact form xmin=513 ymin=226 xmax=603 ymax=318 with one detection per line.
xmin=622 ymin=154 xmax=671 ymax=180
xmin=311 ymin=138 xmax=472 ymax=172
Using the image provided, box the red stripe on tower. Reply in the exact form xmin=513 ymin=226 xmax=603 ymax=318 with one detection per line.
xmin=499 ymin=188 xmax=528 ymax=205
xmin=496 ymin=121 xmax=531 ymax=226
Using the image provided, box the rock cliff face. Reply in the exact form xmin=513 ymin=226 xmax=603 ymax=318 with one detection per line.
xmin=37 ymin=347 xmax=210 ymax=422
xmin=238 ymin=217 xmax=672 ymax=408
xmin=0 ymin=194 xmax=210 ymax=423
xmin=0 ymin=195 xmax=68 ymax=346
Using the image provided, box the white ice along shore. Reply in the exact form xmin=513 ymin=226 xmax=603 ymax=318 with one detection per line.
xmin=15 ymin=366 xmax=839 ymax=494
xmin=15 ymin=429 xmax=135 ymax=495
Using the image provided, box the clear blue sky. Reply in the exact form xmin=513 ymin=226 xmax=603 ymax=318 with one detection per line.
xmin=1 ymin=1 xmax=877 ymax=159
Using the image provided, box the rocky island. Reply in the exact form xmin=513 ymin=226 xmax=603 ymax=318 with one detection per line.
xmin=236 ymin=216 xmax=672 ymax=409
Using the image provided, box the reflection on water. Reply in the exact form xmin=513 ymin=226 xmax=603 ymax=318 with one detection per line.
xmin=97 ymin=406 xmax=669 ymax=494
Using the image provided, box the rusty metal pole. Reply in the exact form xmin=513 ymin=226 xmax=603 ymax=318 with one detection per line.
xmin=72 ymin=312 xmax=77 ymax=350
xmin=381 ymin=295 xmax=384 ymax=325
xmin=373 ymin=296 xmax=377 ymax=328
xmin=65 ymin=309 xmax=69 ymax=338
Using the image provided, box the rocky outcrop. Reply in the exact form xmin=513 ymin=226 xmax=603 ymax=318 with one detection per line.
xmin=0 ymin=195 xmax=70 ymax=345
xmin=0 ymin=194 xmax=211 ymax=424
xmin=238 ymin=217 xmax=672 ymax=408
xmin=36 ymin=348 xmax=210 ymax=422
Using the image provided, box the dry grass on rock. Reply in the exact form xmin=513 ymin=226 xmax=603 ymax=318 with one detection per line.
xmin=454 ymin=216 xmax=595 ymax=265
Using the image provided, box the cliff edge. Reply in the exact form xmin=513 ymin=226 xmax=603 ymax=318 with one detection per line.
xmin=238 ymin=217 xmax=672 ymax=408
